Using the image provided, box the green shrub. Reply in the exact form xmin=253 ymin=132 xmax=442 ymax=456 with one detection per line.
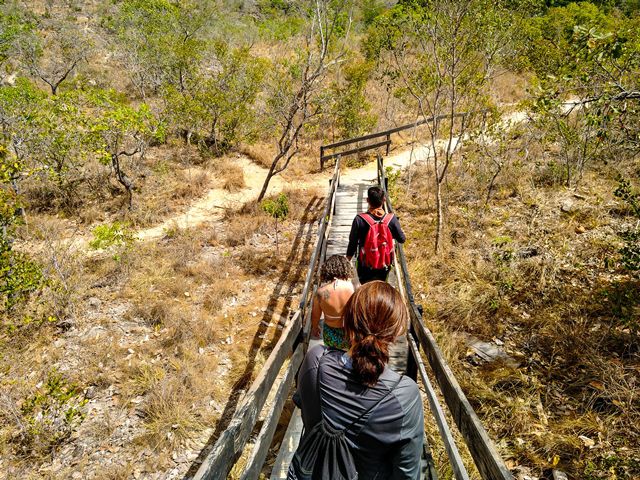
xmin=614 ymin=177 xmax=640 ymax=274
xmin=262 ymin=193 xmax=289 ymax=253
xmin=89 ymin=221 xmax=136 ymax=260
xmin=18 ymin=370 xmax=87 ymax=457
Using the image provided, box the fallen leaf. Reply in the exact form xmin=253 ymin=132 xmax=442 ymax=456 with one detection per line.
xmin=578 ymin=435 xmax=595 ymax=448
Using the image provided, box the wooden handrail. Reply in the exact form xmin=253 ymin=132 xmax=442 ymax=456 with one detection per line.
xmin=321 ymin=110 xmax=488 ymax=169
xmin=298 ymin=157 xmax=341 ymax=318
xmin=376 ymin=154 xmax=513 ymax=480
xmin=193 ymin=310 xmax=303 ymax=480
xmin=196 ymin=156 xmax=342 ymax=479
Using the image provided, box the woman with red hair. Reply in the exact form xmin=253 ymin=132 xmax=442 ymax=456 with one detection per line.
xmin=291 ymin=281 xmax=424 ymax=479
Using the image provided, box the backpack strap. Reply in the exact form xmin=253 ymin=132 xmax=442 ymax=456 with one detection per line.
xmin=381 ymin=213 xmax=394 ymax=226
xmin=315 ymin=349 xmax=332 ymax=415
xmin=316 ymin=350 xmax=403 ymax=433
xmin=343 ymin=374 xmax=403 ymax=433
xmin=358 ymin=212 xmax=376 ymax=226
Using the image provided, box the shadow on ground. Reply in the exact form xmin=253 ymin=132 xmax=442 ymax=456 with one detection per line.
xmin=183 ymin=195 xmax=323 ymax=478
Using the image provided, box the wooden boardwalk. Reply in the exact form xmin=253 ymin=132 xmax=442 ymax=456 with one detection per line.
xmin=193 ymin=119 xmax=513 ymax=480
xmin=325 ymin=172 xmax=408 ymax=374
xmin=270 ymin=168 xmax=410 ymax=480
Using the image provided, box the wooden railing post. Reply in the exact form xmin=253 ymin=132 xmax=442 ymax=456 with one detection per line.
xmin=385 ymin=133 xmax=390 ymax=155
xmin=320 ymin=146 xmax=324 ymax=171
xmin=406 ymin=323 xmax=418 ymax=382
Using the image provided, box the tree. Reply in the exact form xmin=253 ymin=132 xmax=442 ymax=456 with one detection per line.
xmin=114 ymin=0 xmax=215 ymax=99
xmin=161 ymin=43 xmax=266 ymax=153
xmin=256 ymin=0 xmax=353 ymax=202
xmin=17 ymin=19 xmax=91 ymax=95
xmin=0 ymin=80 xmax=90 ymax=210
xmin=0 ymin=4 xmax=32 ymax=77
xmin=368 ymin=0 xmax=512 ymax=252
xmin=262 ymin=193 xmax=289 ymax=253
xmin=614 ymin=177 xmax=640 ymax=275
xmin=329 ymin=58 xmax=377 ymax=139
xmin=0 ymin=79 xmax=47 ymax=211
xmin=525 ymin=5 xmax=640 ymax=185
xmin=0 ymin=144 xmax=43 ymax=324
xmin=86 ymin=89 xmax=159 ymax=209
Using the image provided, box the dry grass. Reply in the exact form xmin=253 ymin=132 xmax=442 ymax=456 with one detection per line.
xmin=221 ymin=163 xmax=247 ymax=192
xmin=221 ymin=207 xmax=270 ymax=247
xmin=395 ymin=145 xmax=640 ymax=479
xmin=239 ymin=142 xmax=275 ymax=169
xmin=172 ymin=169 xmax=210 ymax=200
xmin=488 ymin=70 xmax=531 ymax=105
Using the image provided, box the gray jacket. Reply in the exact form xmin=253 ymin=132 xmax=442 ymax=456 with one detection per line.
xmin=294 ymin=345 xmax=424 ymax=480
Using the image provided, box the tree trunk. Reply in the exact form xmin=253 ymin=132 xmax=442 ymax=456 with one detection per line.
xmin=112 ymin=154 xmax=134 ymax=209
xmin=434 ymin=176 xmax=443 ymax=253
xmin=257 ymin=152 xmax=284 ymax=203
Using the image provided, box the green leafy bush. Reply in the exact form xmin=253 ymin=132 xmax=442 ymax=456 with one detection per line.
xmin=614 ymin=177 xmax=640 ymax=274
xmin=262 ymin=193 xmax=289 ymax=253
xmin=89 ymin=221 xmax=136 ymax=260
xmin=0 ymin=144 xmax=45 ymax=329
xmin=18 ymin=370 xmax=87 ymax=456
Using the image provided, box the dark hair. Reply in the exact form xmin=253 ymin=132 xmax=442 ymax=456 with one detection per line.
xmin=320 ymin=255 xmax=354 ymax=283
xmin=342 ymin=281 xmax=408 ymax=386
xmin=367 ymin=186 xmax=385 ymax=208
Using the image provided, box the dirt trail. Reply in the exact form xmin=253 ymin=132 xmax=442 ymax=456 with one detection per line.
xmin=136 ymin=157 xmax=325 ymax=241
xmin=24 ymin=107 xmax=538 ymax=254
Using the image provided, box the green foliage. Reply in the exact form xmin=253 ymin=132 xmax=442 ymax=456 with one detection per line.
xmin=114 ymin=0 xmax=215 ymax=96
xmin=19 ymin=370 xmax=87 ymax=456
xmin=255 ymin=1 xmax=305 ymax=40
xmin=360 ymin=0 xmax=385 ymax=26
xmin=262 ymin=193 xmax=288 ymax=253
xmin=89 ymin=221 xmax=136 ymax=260
xmin=525 ymin=4 xmax=640 ymax=186
xmin=162 ymin=43 xmax=266 ymax=153
xmin=614 ymin=177 xmax=640 ymax=273
xmin=0 ymin=4 xmax=33 ymax=68
xmin=330 ymin=59 xmax=377 ymax=138
xmin=0 ymin=238 xmax=43 ymax=311
xmin=261 ymin=193 xmax=289 ymax=221
xmin=86 ymin=89 xmax=157 ymax=164
xmin=85 ymin=88 xmax=159 ymax=206
xmin=583 ymin=453 xmax=640 ymax=480
xmin=0 ymin=143 xmax=44 ymax=321
xmin=384 ymin=166 xmax=400 ymax=204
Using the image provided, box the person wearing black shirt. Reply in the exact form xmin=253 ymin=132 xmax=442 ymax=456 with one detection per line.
xmin=346 ymin=186 xmax=406 ymax=284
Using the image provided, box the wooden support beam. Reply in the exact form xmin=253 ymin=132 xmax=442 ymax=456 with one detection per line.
xmin=320 ymin=139 xmax=391 ymax=163
xmin=377 ymin=151 xmax=512 ymax=480
xmin=408 ymin=335 xmax=469 ymax=480
xmin=409 ymin=310 xmax=513 ymax=480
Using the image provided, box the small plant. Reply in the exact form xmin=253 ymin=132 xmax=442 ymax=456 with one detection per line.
xmin=89 ymin=221 xmax=136 ymax=260
xmin=261 ymin=193 xmax=289 ymax=253
xmin=492 ymin=236 xmax=514 ymax=264
xmin=385 ymin=166 xmax=401 ymax=204
xmin=613 ymin=177 xmax=640 ymax=274
xmin=18 ymin=370 xmax=88 ymax=456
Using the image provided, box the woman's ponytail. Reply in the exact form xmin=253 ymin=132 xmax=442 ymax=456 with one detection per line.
xmin=342 ymin=282 xmax=408 ymax=386
xmin=350 ymin=334 xmax=387 ymax=386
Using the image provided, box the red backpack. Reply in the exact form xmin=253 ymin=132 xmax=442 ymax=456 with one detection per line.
xmin=358 ymin=213 xmax=395 ymax=270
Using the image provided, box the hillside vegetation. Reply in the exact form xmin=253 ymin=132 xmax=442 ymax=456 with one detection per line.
xmin=0 ymin=1 xmax=638 ymax=479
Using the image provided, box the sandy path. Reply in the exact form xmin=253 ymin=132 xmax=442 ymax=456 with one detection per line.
xmin=136 ymin=157 xmax=325 ymax=241
xmin=22 ymin=106 xmax=544 ymax=255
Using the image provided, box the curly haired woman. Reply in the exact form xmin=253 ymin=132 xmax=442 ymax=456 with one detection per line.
xmin=311 ymin=255 xmax=356 ymax=350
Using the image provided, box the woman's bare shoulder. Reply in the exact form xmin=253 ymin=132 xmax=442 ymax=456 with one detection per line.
xmin=316 ymin=283 xmax=331 ymax=301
